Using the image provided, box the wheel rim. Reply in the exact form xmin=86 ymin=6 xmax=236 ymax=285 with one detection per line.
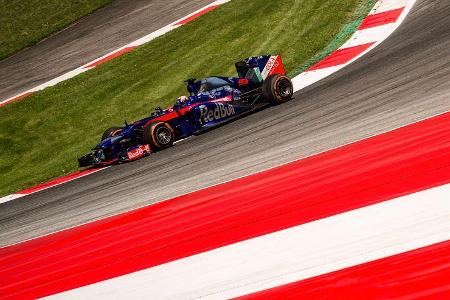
xmin=277 ymin=79 xmax=291 ymax=98
xmin=155 ymin=127 xmax=172 ymax=145
xmin=111 ymin=129 xmax=121 ymax=137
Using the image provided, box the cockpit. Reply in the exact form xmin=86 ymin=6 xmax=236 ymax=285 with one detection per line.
xmin=198 ymin=77 xmax=231 ymax=93
xmin=186 ymin=77 xmax=231 ymax=95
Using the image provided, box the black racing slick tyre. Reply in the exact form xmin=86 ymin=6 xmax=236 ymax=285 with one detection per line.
xmin=262 ymin=74 xmax=293 ymax=104
xmin=142 ymin=122 xmax=175 ymax=150
xmin=101 ymin=126 xmax=123 ymax=141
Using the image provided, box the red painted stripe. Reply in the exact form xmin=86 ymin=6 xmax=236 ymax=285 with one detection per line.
xmin=0 ymin=92 xmax=33 ymax=108
xmin=0 ymin=112 xmax=449 ymax=299
xmin=176 ymin=5 xmax=220 ymax=25
xmin=16 ymin=168 xmax=101 ymax=195
xmin=236 ymin=240 xmax=450 ymax=299
xmin=84 ymin=47 xmax=136 ymax=69
xmin=359 ymin=8 xmax=405 ymax=30
xmin=308 ymin=42 xmax=374 ymax=71
xmin=143 ymin=104 xmax=203 ymax=125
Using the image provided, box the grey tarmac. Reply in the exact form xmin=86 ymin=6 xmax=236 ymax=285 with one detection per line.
xmin=0 ymin=0 xmax=217 ymax=100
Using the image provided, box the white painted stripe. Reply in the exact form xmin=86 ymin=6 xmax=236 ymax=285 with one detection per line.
xmin=128 ymin=26 xmax=181 ymax=47
xmin=0 ymin=194 xmax=24 ymax=204
xmin=47 ymin=184 xmax=450 ymax=300
xmin=341 ymin=23 xmax=394 ymax=48
xmin=33 ymin=68 xmax=87 ymax=91
xmin=0 ymin=167 xmax=107 ymax=205
xmin=371 ymin=0 xmax=409 ymax=14
xmin=292 ymin=65 xmax=342 ymax=91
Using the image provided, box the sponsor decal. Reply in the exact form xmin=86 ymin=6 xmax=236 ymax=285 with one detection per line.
xmin=261 ymin=55 xmax=278 ymax=79
xmin=127 ymin=144 xmax=151 ymax=160
xmin=211 ymin=96 xmax=233 ymax=103
xmin=199 ymin=103 xmax=235 ymax=124
xmin=238 ymin=78 xmax=249 ymax=86
xmin=261 ymin=55 xmax=285 ymax=79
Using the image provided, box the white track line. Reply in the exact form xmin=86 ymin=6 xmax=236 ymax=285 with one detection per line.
xmin=341 ymin=23 xmax=394 ymax=48
xmin=0 ymin=168 xmax=106 ymax=204
xmin=47 ymin=184 xmax=450 ymax=299
xmin=0 ymin=194 xmax=23 ymax=204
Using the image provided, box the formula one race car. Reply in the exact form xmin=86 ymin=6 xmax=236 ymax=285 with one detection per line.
xmin=78 ymin=54 xmax=293 ymax=167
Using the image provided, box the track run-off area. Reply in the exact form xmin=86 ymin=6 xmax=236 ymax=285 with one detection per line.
xmin=1 ymin=0 xmax=450 ymax=298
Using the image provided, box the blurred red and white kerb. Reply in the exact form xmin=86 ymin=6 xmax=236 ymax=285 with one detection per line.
xmin=292 ymin=0 xmax=415 ymax=91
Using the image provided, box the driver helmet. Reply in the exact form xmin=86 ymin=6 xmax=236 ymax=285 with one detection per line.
xmin=174 ymin=95 xmax=189 ymax=109
xmin=177 ymin=95 xmax=188 ymax=103
xmin=176 ymin=95 xmax=188 ymax=106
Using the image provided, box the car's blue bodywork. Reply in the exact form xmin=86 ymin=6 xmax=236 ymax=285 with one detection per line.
xmin=78 ymin=55 xmax=289 ymax=167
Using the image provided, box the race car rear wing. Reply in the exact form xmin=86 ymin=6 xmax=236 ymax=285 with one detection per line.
xmin=235 ymin=55 xmax=286 ymax=83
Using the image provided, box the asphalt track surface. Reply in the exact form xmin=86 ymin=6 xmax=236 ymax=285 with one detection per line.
xmin=1 ymin=0 xmax=449 ymax=247
xmin=0 ymin=0 xmax=217 ymax=100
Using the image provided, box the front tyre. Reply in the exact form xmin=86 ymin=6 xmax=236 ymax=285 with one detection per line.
xmin=142 ymin=122 xmax=175 ymax=150
xmin=101 ymin=126 xmax=123 ymax=141
xmin=262 ymin=74 xmax=293 ymax=104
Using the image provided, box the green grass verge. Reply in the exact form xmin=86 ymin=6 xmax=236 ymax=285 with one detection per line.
xmin=0 ymin=0 xmax=374 ymax=196
xmin=0 ymin=0 xmax=112 ymax=60
xmin=290 ymin=0 xmax=376 ymax=75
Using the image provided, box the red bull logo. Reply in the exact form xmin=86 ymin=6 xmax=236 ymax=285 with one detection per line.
xmin=199 ymin=103 xmax=235 ymax=124
xmin=127 ymin=144 xmax=151 ymax=161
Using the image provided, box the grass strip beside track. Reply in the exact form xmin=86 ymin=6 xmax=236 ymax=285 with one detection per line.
xmin=291 ymin=0 xmax=376 ymax=75
xmin=0 ymin=0 xmax=373 ymax=196
xmin=0 ymin=0 xmax=112 ymax=60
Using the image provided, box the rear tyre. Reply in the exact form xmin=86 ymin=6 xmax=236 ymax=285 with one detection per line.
xmin=142 ymin=122 xmax=174 ymax=150
xmin=262 ymin=74 xmax=293 ymax=104
xmin=101 ymin=126 xmax=123 ymax=141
